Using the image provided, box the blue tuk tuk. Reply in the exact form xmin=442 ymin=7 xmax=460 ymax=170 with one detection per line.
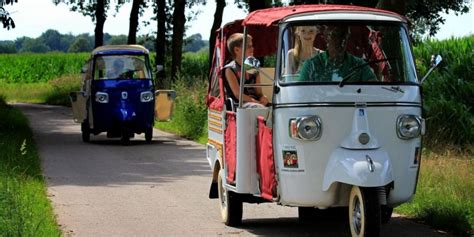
xmin=70 ymin=45 xmax=175 ymax=144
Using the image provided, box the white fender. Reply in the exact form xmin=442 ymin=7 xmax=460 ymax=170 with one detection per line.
xmin=322 ymin=148 xmax=393 ymax=191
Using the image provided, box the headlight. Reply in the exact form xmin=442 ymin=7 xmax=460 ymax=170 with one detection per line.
xmin=289 ymin=116 xmax=322 ymax=141
xmin=95 ymin=92 xmax=108 ymax=103
xmin=396 ymin=115 xmax=422 ymax=139
xmin=140 ymin=91 xmax=154 ymax=102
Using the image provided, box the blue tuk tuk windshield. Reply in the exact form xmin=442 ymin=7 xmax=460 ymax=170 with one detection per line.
xmin=93 ymin=55 xmax=152 ymax=80
xmin=279 ymin=22 xmax=417 ymax=84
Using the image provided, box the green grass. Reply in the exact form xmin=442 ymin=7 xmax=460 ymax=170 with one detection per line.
xmin=0 ymin=74 xmax=81 ymax=106
xmin=396 ymin=150 xmax=473 ymax=235
xmin=155 ymin=75 xmax=208 ymax=144
xmin=0 ymin=97 xmax=61 ymax=236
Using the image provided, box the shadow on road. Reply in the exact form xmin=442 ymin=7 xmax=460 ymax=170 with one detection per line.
xmin=16 ymin=103 xmax=211 ymax=188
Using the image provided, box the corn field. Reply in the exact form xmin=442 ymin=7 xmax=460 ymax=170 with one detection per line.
xmin=0 ymin=53 xmax=88 ymax=83
xmin=415 ymin=36 xmax=474 ymax=148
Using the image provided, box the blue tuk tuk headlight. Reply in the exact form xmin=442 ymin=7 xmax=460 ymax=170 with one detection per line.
xmin=396 ymin=115 xmax=422 ymax=139
xmin=140 ymin=91 xmax=154 ymax=102
xmin=95 ymin=92 xmax=109 ymax=103
xmin=289 ymin=116 xmax=322 ymax=141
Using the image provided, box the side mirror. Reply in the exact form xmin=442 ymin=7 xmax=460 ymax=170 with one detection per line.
xmin=156 ymin=65 xmax=164 ymax=72
xmin=420 ymin=54 xmax=443 ymax=84
xmin=244 ymin=56 xmax=260 ymax=71
xmin=431 ymin=54 xmax=442 ymax=67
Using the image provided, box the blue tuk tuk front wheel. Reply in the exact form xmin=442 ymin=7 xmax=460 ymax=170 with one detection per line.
xmin=145 ymin=127 xmax=153 ymax=143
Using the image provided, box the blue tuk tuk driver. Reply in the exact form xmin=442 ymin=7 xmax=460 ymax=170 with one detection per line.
xmin=224 ymin=33 xmax=269 ymax=108
xmin=299 ymin=25 xmax=376 ymax=82
xmin=107 ymin=58 xmax=125 ymax=79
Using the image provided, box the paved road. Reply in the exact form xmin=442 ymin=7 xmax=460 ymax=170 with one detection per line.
xmin=16 ymin=103 xmax=451 ymax=236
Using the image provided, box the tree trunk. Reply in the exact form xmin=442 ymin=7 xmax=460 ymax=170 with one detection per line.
xmin=155 ymin=0 xmax=167 ymax=88
xmin=94 ymin=0 xmax=106 ymax=48
xmin=171 ymin=0 xmax=186 ymax=79
xmin=128 ymin=0 xmax=143 ymax=44
xmin=208 ymin=0 xmax=226 ymax=70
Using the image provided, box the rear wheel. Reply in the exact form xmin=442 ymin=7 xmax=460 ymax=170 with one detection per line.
xmin=81 ymin=120 xmax=90 ymax=142
xmin=218 ymin=169 xmax=242 ymax=226
xmin=348 ymin=186 xmax=381 ymax=237
xmin=145 ymin=127 xmax=153 ymax=143
xmin=381 ymin=206 xmax=393 ymax=224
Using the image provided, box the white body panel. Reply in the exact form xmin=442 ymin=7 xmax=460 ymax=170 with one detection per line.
xmin=235 ymin=108 xmax=270 ymax=194
xmin=273 ymin=85 xmax=421 ymax=207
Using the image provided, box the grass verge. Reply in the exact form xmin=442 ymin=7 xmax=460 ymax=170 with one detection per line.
xmin=0 ymin=96 xmax=61 ymax=236
xmin=155 ymin=76 xmax=208 ymax=144
xmin=0 ymin=74 xmax=81 ymax=106
xmin=396 ymin=149 xmax=473 ymax=235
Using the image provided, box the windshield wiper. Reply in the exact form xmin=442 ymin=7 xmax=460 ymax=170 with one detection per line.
xmin=338 ymin=57 xmax=399 ymax=87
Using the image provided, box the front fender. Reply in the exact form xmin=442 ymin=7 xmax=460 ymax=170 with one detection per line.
xmin=322 ymin=148 xmax=393 ymax=191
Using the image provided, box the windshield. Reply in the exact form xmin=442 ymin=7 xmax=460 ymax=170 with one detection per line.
xmin=93 ymin=55 xmax=151 ymax=80
xmin=280 ymin=22 xmax=416 ymax=85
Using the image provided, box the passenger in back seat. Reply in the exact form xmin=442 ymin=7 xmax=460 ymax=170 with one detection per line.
xmin=224 ymin=33 xmax=269 ymax=108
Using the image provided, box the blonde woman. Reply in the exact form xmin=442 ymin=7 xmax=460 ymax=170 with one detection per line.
xmin=287 ymin=26 xmax=323 ymax=74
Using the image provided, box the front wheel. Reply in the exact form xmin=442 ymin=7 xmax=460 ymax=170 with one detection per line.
xmin=217 ymin=169 xmax=242 ymax=226
xmin=348 ymin=186 xmax=381 ymax=237
xmin=81 ymin=120 xmax=90 ymax=142
xmin=145 ymin=127 xmax=153 ymax=143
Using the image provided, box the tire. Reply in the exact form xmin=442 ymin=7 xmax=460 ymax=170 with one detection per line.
xmin=145 ymin=127 xmax=153 ymax=143
xmin=348 ymin=186 xmax=381 ymax=237
xmin=121 ymin=131 xmax=130 ymax=146
xmin=81 ymin=120 xmax=90 ymax=143
xmin=381 ymin=206 xmax=393 ymax=224
xmin=217 ymin=170 xmax=242 ymax=226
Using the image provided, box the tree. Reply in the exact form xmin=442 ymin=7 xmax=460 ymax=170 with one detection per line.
xmin=1 ymin=0 xmax=16 ymax=30
xmin=41 ymin=29 xmax=62 ymax=51
xmin=0 ymin=41 xmax=16 ymax=53
xmin=171 ymin=0 xmax=186 ymax=78
xmin=289 ymin=0 xmax=470 ymax=37
xmin=154 ymin=0 xmax=168 ymax=88
xmin=184 ymin=33 xmax=207 ymax=52
xmin=54 ymin=0 xmax=109 ymax=48
xmin=128 ymin=0 xmax=146 ymax=44
xmin=107 ymin=35 xmax=128 ymax=45
xmin=20 ymin=38 xmax=50 ymax=53
xmin=209 ymin=0 xmax=225 ymax=70
xmin=68 ymin=36 xmax=93 ymax=53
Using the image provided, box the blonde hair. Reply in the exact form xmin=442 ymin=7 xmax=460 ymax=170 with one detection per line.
xmin=227 ymin=33 xmax=253 ymax=58
xmin=293 ymin=26 xmax=318 ymax=66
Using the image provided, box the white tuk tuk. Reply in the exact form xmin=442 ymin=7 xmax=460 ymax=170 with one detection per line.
xmin=205 ymin=5 xmax=441 ymax=236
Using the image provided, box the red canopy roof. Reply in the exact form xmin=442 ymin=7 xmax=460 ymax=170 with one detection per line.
xmin=242 ymin=4 xmax=404 ymax=27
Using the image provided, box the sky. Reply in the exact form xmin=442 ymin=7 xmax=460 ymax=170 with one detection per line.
xmin=1 ymin=0 xmax=473 ymax=41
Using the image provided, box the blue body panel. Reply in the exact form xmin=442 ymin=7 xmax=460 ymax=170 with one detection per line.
xmin=91 ymin=79 xmax=154 ymax=134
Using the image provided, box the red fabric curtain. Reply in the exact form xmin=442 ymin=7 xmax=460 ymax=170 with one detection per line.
xmin=225 ymin=112 xmax=237 ymax=183
xmin=256 ymin=116 xmax=277 ymax=201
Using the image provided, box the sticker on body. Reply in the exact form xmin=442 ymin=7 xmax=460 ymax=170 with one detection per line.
xmin=281 ymin=145 xmax=305 ymax=173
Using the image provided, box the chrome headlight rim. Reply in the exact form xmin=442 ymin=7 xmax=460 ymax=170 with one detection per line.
xmin=95 ymin=92 xmax=109 ymax=103
xmin=140 ymin=91 xmax=154 ymax=103
xmin=290 ymin=115 xmax=322 ymax=141
xmin=396 ymin=114 xmax=422 ymax=140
